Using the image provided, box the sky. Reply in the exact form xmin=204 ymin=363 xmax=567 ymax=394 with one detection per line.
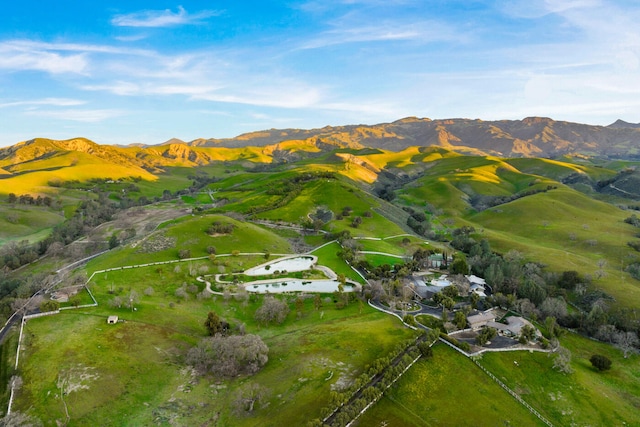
xmin=1 ymin=0 xmax=640 ymax=146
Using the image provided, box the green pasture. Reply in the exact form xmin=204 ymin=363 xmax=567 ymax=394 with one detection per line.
xmin=85 ymin=214 xmax=292 ymax=271
xmin=0 ymin=205 xmax=64 ymax=245
xmin=14 ymin=286 xmax=416 ymax=425
xmin=355 ymin=236 xmax=425 ymax=256
xmin=310 ymin=241 xmax=366 ymax=283
xmin=357 ymin=343 xmax=545 ymax=426
xmin=480 ymin=332 xmax=640 ymax=426
xmin=467 ymin=188 xmax=640 ymax=307
xmin=361 ymin=253 xmax=408 ymax=268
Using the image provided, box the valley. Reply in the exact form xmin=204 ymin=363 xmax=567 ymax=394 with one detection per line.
xmin=0 ymin=121 xmax=639 ymax=426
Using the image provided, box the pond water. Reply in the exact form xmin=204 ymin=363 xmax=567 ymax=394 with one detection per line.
xmin=245 ymin=279 xmax=355 ymax=294
xmin=245 ymin=256 xmax=316 ymax=276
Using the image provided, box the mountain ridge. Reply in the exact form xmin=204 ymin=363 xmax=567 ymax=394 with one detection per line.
xmin=174 ymin=116 xmax=640 ymax=158
xmin=3 ymin=117 xmax=640 ymax=172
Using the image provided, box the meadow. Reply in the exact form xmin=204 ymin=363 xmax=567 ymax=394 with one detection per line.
xmin=3 ymin=143 xmax=640 ymax=425
xmin=14 ymin=281 xmax=416 ymax=425
xmin=356 ymin=343 xmax=546 ymax=426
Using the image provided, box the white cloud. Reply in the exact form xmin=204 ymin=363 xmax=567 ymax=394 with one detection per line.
xmin=298 ymin=19 xmax=460 ymax=50
xmin=111 ymin=6 xmax=220 ymax=28
xmin=0 ymin=43 xmax=88 ymax=74
xmin=0 ymin=98 xmax=86 ymax=108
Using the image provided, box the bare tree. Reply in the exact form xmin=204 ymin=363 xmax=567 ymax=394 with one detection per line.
xmin=613 ymin=331 xmax=639 ymax=358
xmin=254 ymin=297 xmax=289 ymax=325
xmin=552 ymin=346 xmax=573 ymax=374
xmin=232 ymin=383 xmax=269 ymax=415
xmin=187 ymin=334 xmax=268 ymax=377
xmin=540 ymin=297 xmax=568 ymax=319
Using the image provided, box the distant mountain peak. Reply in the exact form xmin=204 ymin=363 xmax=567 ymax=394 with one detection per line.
xmin=607 ymin=119 xmax=640 ymax=129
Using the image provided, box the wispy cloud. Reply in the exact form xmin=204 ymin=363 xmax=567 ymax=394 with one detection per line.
xmin=0 ymin=98 xmax=86 ymax=108
xmin=298 ymin=19 xmax=460 ymax=49
xmin=111 ymin=6 xmax=220 ymax=28
xmin=0 ymin=42 xmax=88 ymax=74
xmin=25 ymin=109 xmax=124 ymax=123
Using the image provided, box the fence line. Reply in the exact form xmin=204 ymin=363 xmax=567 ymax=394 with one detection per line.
xmin=346 ymin=352 xmax=422 ymax=427
xmin=471 ymin=359 xmax=554 ymax=427
xmin=367 ymin=300 xmax=418 ymax=330
xmin=439 ymin=337 xmax=553 ymax=425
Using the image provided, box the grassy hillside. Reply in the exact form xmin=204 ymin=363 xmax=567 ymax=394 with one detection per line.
xmin=480 ymin=332 xmax=640 ymax=426
xmin=357 ymin=343 xmax=546 ymax=426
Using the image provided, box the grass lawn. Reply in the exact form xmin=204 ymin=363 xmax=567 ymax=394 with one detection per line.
xmin=310 ymin=241 xmax=365 ymax=283
xmin=14 ymin=295 xmax=416 ymax=426
xmin=86 ymin=214 xmax=292 ymax=271
xmin=357 ymin=343 xmax=546 ymax=426
xmin=479 ymin=332 xmax=640 ymax=426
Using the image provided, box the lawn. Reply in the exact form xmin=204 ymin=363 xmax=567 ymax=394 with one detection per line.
xmin=14 ymin=293 xmax=416 ymax=426
xmin=479 ymin=332 xmax=640 ymax=426
xmin=357 ymin=343 xmax=546 ymax=426
xmin=310 ymin=241 xmax=366 ymax=283
xmin=86 ymin=213 xmax=292 ymax=271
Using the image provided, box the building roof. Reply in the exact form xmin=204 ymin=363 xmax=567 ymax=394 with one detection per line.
xmin=466 ymin=275 xmax=486 ymax=285
xmin=467 ymin=311 xmax=496 ymax=327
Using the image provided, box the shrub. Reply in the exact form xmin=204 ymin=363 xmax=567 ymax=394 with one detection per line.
xmin=590 ymin=354 xmax=612 ymax=371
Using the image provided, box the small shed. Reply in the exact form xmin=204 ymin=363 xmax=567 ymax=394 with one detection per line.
xmin=107 ymin=315 xmax=119 ymax=324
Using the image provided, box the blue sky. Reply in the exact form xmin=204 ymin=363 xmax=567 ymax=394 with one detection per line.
xmin=1 ymin=0 xmax=640 ymax=146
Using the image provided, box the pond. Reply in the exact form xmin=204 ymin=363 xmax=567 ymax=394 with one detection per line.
xmin=245 ymin=256 xmax=317 ymax=276
xmin=245 ymin=279 xmax=356 ymax=294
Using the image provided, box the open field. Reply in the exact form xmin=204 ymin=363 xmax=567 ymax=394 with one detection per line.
xmin=356 ymin=343 xmax=546 ymax=426
xmin=14 ymin=295 xmax=416 ymax=425
xmin=480 ymin=332 xmax=640 ymax=426
xmin=85 ymin=213 xmax=293 ymax=271
xmin=3 ymin=144 xmax=640 ymax=425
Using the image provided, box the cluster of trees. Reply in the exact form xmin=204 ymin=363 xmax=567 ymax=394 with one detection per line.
xmin=6 ymin=193 xmax=53 ymax=207
xmin=207 ymin=221 xmax=234 ymax=235
xmin=311 ymin=334 xmax=432 ymax=427
xmin=403 ymin=207 xmax=431 ymax=236
xmin=624 ymin=214 xmax=640 ymax=227
xmin=186 ymin=310 xmax=268 ymax=379
xmin=469 ymin=185 xmax=557 ymax=211
xmin=186 ymin=333 xmax=268 ymax=378
xmin=449 ymin=226 xmax=640 ymax=357
xmin=1 ymin=194 xmax=121 ymax=270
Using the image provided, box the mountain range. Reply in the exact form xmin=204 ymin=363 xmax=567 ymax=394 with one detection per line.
xmin=2 ymin=117 xmax=640 ymax=186
xmin=166 ymin=116 xmax=640 ymax=158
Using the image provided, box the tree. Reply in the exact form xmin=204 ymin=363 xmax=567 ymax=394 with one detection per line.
xmin=187 ymin=334 xmax=268 ymax=377
xmin=232 ymin=383 xmax=269 ymax=415
xmin=443 ymin=285 xmax=459 ymax=299
xmin=613 ymin=330 xmax=639 ymax=358
xmin=540 ymin=297 xmax=568 ymax=320
xmin=590 ymin=354 xmax=612 ymax=371
xmin=553 ymin=346 xmax=573 ymax=374
xmin=255 ymin=297 xmax=289 ymax=325
xmin=204 ymin=311 xmax=228 ymax=336
xmin=178 ymin=249 xmax=191 ymax=259
xmin=108 ymin=234 xmax=119 ymax=249
xmin=476 ymin=327 xmax=497 ymax=346
xmin=39 ymin=299 xmax=59 ymax=313
xmin=450 ymin=255 xmax=469 ymax=275
xmin=520 ymin=324 xmax=536 ymax=342
xmin=454 ymin=310 xmax=467 ymax=329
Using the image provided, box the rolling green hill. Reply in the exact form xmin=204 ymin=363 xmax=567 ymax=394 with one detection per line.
xmin=1 ymin=129 xmax=640 ymax=425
